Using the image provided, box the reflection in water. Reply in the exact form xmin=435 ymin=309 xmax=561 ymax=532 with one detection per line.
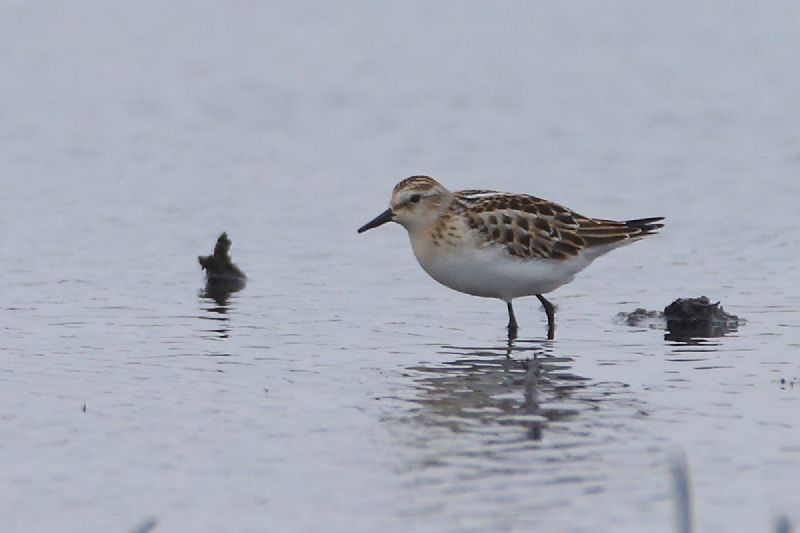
xmin=664 ymin=327 xmax=732 ymax=365
xmin=198 ymin=284 xmax=242 ymax=340
xmin=664 ymin=322 xmax=738 ymax=343
xmin=396 ymin=336 xmax=648 ymax=510
xmin=408 ymin=339 xmax=592 ymax=442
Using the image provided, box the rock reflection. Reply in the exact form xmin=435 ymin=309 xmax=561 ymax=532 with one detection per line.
xmin=198 ymin=285 xmax=240 ymax=340
xmin=663 ymin=326 xmax=735 ymax=343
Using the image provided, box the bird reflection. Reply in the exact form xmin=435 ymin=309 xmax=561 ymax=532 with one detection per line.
xmin=407 ymin=337 xmax=590 ymax=441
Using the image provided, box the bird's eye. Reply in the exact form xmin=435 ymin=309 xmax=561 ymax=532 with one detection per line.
xmin=409 ymin=194 xmax=421 ymax=204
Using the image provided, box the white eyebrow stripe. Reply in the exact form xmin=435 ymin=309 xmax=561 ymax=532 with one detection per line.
xmin=458 ymin=191 xmax=504 ymax=199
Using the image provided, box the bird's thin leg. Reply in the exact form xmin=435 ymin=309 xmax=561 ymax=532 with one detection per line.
xmin=536 ymin=294 xmax=555 ymax=340
xmin=507 ymin=301 xmax=519 ymax=340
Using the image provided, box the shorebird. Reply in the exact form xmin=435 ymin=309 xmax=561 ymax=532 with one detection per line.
xmin=358 ymin=176 xmax=663 ymax=339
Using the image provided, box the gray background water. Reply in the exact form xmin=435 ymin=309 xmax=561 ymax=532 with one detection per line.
xmin=2 ymin=1 xmax=799 ymax=532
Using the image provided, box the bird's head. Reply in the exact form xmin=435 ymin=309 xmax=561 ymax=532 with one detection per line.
xmin=357 ymin=176 xmax=452 ymax=234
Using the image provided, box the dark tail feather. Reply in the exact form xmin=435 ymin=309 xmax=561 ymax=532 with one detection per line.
xmin=579 ymin=216 xmax=665 ymax=248
xmin=625 ymin=216 xmax=665 ymax=236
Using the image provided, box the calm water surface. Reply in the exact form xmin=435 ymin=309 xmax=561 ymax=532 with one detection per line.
xmin=1 ymin=2 xmax=799 ymax=532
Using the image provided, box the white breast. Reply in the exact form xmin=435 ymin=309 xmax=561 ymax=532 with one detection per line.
xmin=408 ymin=232 xmax=595 ymax=301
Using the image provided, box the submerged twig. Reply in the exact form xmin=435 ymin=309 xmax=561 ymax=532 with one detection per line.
xmin=671 ymin=451 xmax=693 ymax=533
xmin=774 ymin=515 xmax=792 ymax=533
xmin=670 ymin=452 xmax=791 ymax=532
xmin=129 ymin=516 xmax=158 ymax=533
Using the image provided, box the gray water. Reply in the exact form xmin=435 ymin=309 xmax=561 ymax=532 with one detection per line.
xmin=2 ymin=2 xmax=799 ymax=532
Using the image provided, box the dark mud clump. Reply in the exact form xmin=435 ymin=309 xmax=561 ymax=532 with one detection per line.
xmin=664 ymin=296 xmax=739 ymax=338
xmin=616 ymin=308 xmax=665 ymax=328
xmin=617 ymin=296 xmax=740 ymax=339
xmin=198 ymin=232 xmax=246 ymax=292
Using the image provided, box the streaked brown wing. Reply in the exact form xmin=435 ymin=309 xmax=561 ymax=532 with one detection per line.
xmin=458 ymin=192 xmax=662 ymax=260
xmin=460 ymin=194 xmax=585 ymax=260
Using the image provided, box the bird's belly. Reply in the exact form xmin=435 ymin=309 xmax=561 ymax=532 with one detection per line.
xmin=413 ymin=244 xmax=592 ymax=301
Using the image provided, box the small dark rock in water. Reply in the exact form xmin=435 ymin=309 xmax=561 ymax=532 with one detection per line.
xmin=615 ymin=308 xmax=665 ymax=328
xmin=198 ymin=232 xmax=246 ymax=290
xmin=664 ymin=296 xmax=739 ymax=338
xmin=618 ymin=296 xmax=740 ymax=339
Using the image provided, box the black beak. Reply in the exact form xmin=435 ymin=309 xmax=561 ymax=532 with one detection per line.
xmin=357 ymin=208 xmax=394 ymax=233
